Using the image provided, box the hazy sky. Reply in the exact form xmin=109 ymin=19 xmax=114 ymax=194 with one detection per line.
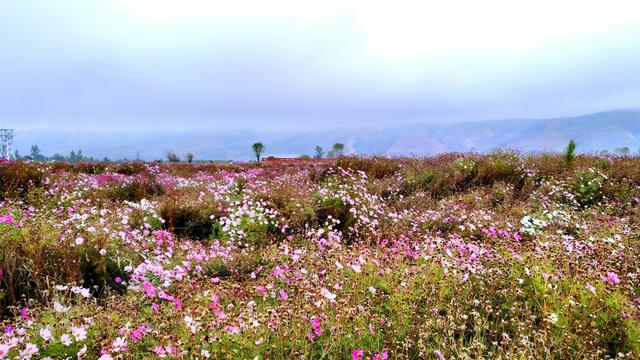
xmin=2 ymin=0 xmax=640 ymax=131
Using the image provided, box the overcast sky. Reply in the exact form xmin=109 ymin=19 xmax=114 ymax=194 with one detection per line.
xmin=2 ymin=0 xmax=640 ymax=131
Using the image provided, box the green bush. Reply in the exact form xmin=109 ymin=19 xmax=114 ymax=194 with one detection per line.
xmin=161 ymin=202 xmax=214 ymax=240
xmin=399 ymin=169 xmax=437 ymax=196
xmin=104 ymin=175 xmax=165 ymax=202
xmin=571 ymin=170 xmax=605 ymax=208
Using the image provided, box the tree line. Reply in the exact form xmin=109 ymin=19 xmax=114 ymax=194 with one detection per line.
xmin=251 ymin=142 xmax=345 ymax=162
xmin=14 ymin=145 xmax=104 ymax=162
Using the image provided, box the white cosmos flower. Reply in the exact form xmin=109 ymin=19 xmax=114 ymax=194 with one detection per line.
xmin=39 ymin=326 xmax=53 ymax=341
xmin=53 ymin=301 xmax=70 ymax=313
xmin=320 ymin=287 xmax=337 ymax=301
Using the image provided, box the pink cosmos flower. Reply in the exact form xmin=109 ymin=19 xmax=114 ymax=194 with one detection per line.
xmin=210 ymin=293 xmax=219 ymax=306
xmin=351 ymin=349 xmax=364 ymax=360
xmin=279 ymin=290 xmax=289 ymax=300
xmin=20 ymin=307 xmax=32 ymax=320
xmin=0 ymin=215 xmax=14 ymax=224
xmin=173 ymin=298 xmax=182 ymax=310
xmin=372 ymin=351 xmax=389 ymax=360
xmin=112 ymin=336 xmax=127 ymax=352
xmin=311 ymin=317 xmax=323 ymax=336
xmin=603 ymin=272 xmax=620 ymax=286
xmin=255 ymin=285 xmax=267 ymax=298
xmin=130 ymin=326 xmax=147 ymax=343
xmin=0 ymin=344 xmax=10 ymax=358
xmin=142 ymin=282 xmax=156 ymax=298
xmin=152 ymin=346 xmax=166 ymax=357
xmin=114 ymin=277 xmax=122 ymax=284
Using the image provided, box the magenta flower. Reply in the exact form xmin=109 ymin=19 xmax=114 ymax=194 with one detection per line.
xmin=114 ymin=277 xmax=122 ymax=284
xmin=352 ymin=349 xmax=364 ymax=360
xmin=311 ymin=317 xmax=323 ymax=336
xmin=0 ymin=215 xmax=14 ymax=224
xmin=142 ymin=282 xmax=156 ymax=298
xmin=20 ymin=307 xmax=32 ymax=320
xmin=173 ymin=298 xmax=182 ymax=310
xmin=255 ymin=285 xmax=267 ymax=298
xmin=279 ymin=289 xmax=289 ymax=300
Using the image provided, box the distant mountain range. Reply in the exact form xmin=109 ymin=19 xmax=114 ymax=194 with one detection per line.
xmin=13 ymin=109 xmax=640 ymax=161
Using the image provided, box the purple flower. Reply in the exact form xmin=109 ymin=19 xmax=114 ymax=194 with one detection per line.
xmin=603 ymin=272 xmax=620 ymax=286
xmin=0 ymin=215 xmax=14 ymax=224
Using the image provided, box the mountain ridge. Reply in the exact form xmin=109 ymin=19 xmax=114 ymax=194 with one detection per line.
xmin=12 ymin=109 xmax=640 ymax=160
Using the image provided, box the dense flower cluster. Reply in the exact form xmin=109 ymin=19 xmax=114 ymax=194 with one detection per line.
xmin=1 ymin=154 xmax=639 ymax=359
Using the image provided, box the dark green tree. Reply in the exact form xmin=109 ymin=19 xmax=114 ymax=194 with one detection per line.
xmin=30 ymin=145 xmax=45 ymax=161
xmin=314 ymin=145 xmax=324 ymax=159
xmin=563 ymin=139 xmax=576 ymax=166
xmin=166 ymin=151 xmax=180 ymax=163
xmin=331 ymin=143 xmax=345 ymax=157
xmin=252 ymin=142 xmax=265 ymax=162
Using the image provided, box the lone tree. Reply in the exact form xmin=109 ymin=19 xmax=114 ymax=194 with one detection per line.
xmin=252 ymin=142 xmax=265 ymax=162
xmin=166 ymin=150 xmax=180 ymax=163
xmin=30 ymin=145 xmax=44 ymax=161
xmin=314 ymin=145 xmax=324 ymax=159
xmin=186 ymin=152 xmax=194 ymax=163
xmin=563 ymin=139 xmax=576 ymax=166
xmin=331 ymin=143 xmax=345 ymax=157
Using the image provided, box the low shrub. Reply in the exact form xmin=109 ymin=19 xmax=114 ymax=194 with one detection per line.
xmin=0 ymin=162 xmax=45 ymax=201
xmin=160 ymin=200 xmax=216 ymax=240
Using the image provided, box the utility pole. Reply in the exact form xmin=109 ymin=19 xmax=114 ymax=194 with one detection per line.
xmin=0 ymin=129 xmax=15 ymax=160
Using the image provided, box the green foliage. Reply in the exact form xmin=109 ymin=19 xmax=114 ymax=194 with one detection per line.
xmin=329 ymin=143 xmax=345 ymax=157
xmin=104 ymin=175 xmax=165 ymax=202
xmin=571 ymin=169 xmax=604 ymax=208
xmin=564 ymin=139 xmax=577 ymax=166
xmin=161 ymin=201 xmax=215 ymax=240
xmin=400 ymin=169 xmax=437 ymax=196
xmin=165 ymin=150 xmax=180 ymax=163
xmin=252 ymin=142 xmax=265 ymax=162
xmin=314 ymin=145 xmax=325 ymax=159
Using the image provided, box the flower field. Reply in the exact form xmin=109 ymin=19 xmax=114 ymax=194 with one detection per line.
xmin=1 ymin=152 xmax=639 ymax=359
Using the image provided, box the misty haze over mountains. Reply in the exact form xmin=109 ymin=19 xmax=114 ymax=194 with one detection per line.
xmin=13 ymin=110 xmax=640 ymax=161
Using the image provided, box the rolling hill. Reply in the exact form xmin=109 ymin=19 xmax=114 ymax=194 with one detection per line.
xmin=13 ymin=109 xmax=640 ymax=160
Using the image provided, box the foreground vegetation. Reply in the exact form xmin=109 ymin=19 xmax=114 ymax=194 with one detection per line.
xmin=1 ymin=151 xmax=639 ymax=359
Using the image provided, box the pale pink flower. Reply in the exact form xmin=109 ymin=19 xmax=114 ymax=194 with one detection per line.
xmin=71 ymin=326 xmax=87 ymax=341
xmin=61 ymin=334 xmax=73 ymax=346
